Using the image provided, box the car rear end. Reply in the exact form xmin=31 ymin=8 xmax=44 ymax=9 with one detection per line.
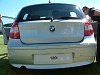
xmin=7 ymin=3 xmax=96 ymax=69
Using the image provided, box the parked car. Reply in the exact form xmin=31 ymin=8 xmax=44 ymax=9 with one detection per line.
xmin=1 ymin=16 xmax=14 ymax=45
xmin=0 ymin=22 xmax=3 ymax=33
xmin=2 ymin=23 xmax=12 ymax=45
xmin=8 ymin=3 xmax=96 ymax=69
xmin=0 ymin=15 xmax=3 ymax=33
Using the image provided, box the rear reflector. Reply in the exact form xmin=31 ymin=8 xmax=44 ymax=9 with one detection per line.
xmin=10 ymin=22 xmax=20 ymax=39
xmin=84 ymin=20 xmax=93 ymax=36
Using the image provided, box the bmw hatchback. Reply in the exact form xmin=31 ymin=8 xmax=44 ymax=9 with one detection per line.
xmin=8 ymin=3 xmax=96 ymax=69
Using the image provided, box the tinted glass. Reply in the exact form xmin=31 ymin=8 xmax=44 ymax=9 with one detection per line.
xmin=17 ymin=4 xmax=84 ymax=22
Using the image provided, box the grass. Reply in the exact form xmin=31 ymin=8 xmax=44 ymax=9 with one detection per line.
xmin=0 ymin=35 xmax=10 ymax=75
xmin=0 ymin=35 xmax=100 ymax=75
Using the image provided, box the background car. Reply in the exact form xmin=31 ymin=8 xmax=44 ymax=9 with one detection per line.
xmin=8 ymin=3 xmax=96 ymax=69
xmin=2 ymin=23 xmax=12 ymax=45
xmin=0 ymin=15 xmax=3 ymax=33
xmin=0 ymin=23 xmax=3 ymax=33
xmin=1 ymin=16 xmax=14 ymax=45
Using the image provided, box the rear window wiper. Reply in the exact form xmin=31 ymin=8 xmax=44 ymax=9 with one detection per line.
xmin=60 ymin=17 xmax=80 ymax=20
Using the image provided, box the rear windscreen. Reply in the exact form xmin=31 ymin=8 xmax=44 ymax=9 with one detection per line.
xmin=17 ymin=4 xmax=85 ymax=22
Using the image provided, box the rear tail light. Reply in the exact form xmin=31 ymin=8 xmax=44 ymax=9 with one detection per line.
xmin=84 ymin=20 xmax=93 ymax=36
xmin=9 ymin=22 xmax=20 ymax=39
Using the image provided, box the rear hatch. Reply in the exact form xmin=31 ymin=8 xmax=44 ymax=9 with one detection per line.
xmin=19 ymin=20 xmax=84 ymax=44
xmin=16 ymin=3 xmax=85 ymax=44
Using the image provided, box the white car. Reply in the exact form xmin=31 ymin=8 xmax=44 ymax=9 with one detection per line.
xmin=8 ymin=3 xmax=96 ymax=69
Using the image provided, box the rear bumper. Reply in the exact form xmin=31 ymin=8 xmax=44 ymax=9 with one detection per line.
xmin=11 ymin=61 xmax=93 ymax=69
xmin=8 ymin=35 xmax=97 ymax=69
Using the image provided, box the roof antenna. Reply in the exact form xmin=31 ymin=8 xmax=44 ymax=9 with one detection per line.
xmin=49 ymin=0 xmax=51 ymax=3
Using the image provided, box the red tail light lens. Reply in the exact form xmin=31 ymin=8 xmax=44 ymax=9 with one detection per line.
xmin=84 ymin=20 xmax=93 ymax=36
xmin=10 ymin=22 xmax=20 ymax=39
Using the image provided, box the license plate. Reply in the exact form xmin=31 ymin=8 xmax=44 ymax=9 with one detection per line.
xmin=34 ymin=53 xmax=73 ymax=64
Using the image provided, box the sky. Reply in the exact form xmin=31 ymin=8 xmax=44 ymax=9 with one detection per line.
xmin=0 ymin=0 xmax=100 ymax=24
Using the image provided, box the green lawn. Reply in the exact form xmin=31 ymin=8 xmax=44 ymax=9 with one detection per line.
xmin=0 ymin=35 xmax=100 ymax=75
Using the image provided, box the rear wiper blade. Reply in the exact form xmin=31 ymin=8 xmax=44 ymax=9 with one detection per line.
xmin=60 ymin=17 xmax=79 ymax=20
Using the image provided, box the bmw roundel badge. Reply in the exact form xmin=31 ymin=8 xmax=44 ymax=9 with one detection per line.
xmin=49 ymin=26 xmax=55 ymax=32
